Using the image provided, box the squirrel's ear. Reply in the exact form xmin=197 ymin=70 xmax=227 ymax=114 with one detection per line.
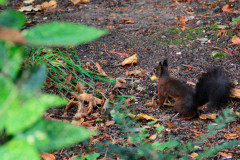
xmin=163 ymin=59 xmax=168 ymax=67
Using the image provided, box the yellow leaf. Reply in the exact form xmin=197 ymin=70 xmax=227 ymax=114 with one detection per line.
xmin=136 ymin=113 xmax=158 ymax=121
xmin=150 ymin=74 xmax=157 ymax=81
xmin=121 ymin=54 xmax=137 ymax=66
xmin=224 ymin=133 xmax=239 ymax=139
xmin=190 ymin=152 xmax=198 ymax=158
xmin=199 ymin=113 xmax=218 ymax=120
xmin=230 ymin=88 xmax=240 ymax=98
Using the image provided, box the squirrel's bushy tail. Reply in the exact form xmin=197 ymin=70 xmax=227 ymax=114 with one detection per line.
xmin=194 ymin=68 xmax=233 ymax=108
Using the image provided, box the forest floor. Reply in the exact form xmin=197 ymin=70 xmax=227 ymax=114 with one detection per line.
xmin=3 ymin=0 xmax=240 ymax=159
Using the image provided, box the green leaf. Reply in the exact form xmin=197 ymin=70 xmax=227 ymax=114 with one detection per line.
xmin=81 ymin=153 xmax=100 ymax=160
xmin=0 ymin=10 xmax=26 ymax=29
xmin=210 ymin=51 xmax=227 ymax=59
xmin=21 ymin=65 xmax=47 ymax=93
xmin=41 ymin=121 xmax=96 ymax=151
xmin=22 ymin=22 xmax=108 ymax=46
xmin=158 ymin=139 xmax=179 ymax=151
xmin=0 ymin=75 xmax=17 ymax=131
xmin=5 ymin=94 xmax=67 ymax=134
xmin=13 ymin=119 xmax=95 ymax=152
xmin=1 ymin=45 xmax=24 ymax=80
xmin=0 ymin=139 xmax=40 ymax=160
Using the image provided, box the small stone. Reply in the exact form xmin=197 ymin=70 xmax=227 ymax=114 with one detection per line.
xmin=176 ymin=52 xmax=182 ymax=55
xmin=199 ymin=38 xmax=208 ymax=42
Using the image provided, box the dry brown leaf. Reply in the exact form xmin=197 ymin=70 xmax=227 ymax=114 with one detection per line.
xmin=136 ymin=113 xmax=158 ymax=121
xmin=230 ymin=88 xmax=240 ymax=98
xmin=105 ymin=26 xmax=114 ymax=30
xmin=95 ymin=62 xmax=107 ymax=76
xmin=63 ymin=73 xmax=72 ymax=84
xmin=71 ymin=118 xmax=84 ymax=125
xmin=126 ymin=97 xmax=138 ymax=102
xmin=218 ymin=152 xmax=233 ymax=158
xmin=75 ymin=84 xmax=82 ymax=93
xmin=0 ymin=27 xmax=27 ymax=44
xmin=149 ymin=134 xmax=157 ymax=140
xmin=19 ymin=6 xmax=41 ymax=12
xmin=222 ymin=4 xmax=233 ymax=12
xmin=154 ymin=123 xmax=161 ymax=128
xmin=36 ymin=0 xmax=57 ymax=10
xmin=121 ymin=54 xmax=137 ymax=66
xmin=223 ymin=133 xmax=239 ymax=139
xmin=105 ymin=120 xmax=115 ymax=126
xmin=166 ymin=121 xmax=176 ymax=128
xmin=232 ymin=35 xmax=240 ymax=45
xmin=23 ymin=0 xmax=34 ymax=4
xmin=150 ymin=74 xmax=157 ymax=81
xmin=125 ymin=70 xmax=143 ymax=76
xmin=77 ymin=92 xmax=102 ymax=106
xmin=199 ymin=113 xmax=218 ymax=120
xmin=71 ymin=0 xmax=90 ymax=5
xmin=217 ymin=30 xmax=228 ymax=37
xmin=113 ymin=78 xmax=127 ymax=90
xmin=40 ymin=153 xmax=56 ymax=160
xmin=144 ymin=97 xmax=157 ymax=108
xmin=190 ymin=152 xmax=198 ymax=158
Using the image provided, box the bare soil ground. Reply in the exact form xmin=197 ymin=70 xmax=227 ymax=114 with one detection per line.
xmin=2 ymin=0 xmax=240 ymax=159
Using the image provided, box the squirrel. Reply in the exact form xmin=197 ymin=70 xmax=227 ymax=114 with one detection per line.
xmin=153 ymin=59 xmax=233 ymax=118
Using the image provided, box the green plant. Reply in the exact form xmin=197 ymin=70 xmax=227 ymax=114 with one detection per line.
xmin=97 ymin=97 xmax=240 ymax=160
xmin=210 ymin=51 xmax=227 ymax=59
xmin=0 ymin=7 xmax=108 ymax=160
xmin=26 ymin=48 xmax=114 ymax=94
xmin=232 ymin=16 xmax=240 ymax=25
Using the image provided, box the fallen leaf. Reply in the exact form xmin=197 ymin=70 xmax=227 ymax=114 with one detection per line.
xmin=149 ymin=134 xmax=157 ymax=140
xmin=125 ymin=70 xmax=143 ymax=76
xmin=190 ymin=152 xmax=198 ymax=158
xmin=121 ymin=54 xmax=137 ymax=66
xmin=166 ymin=121 xmax=176 ymax=128
xmin=136 ymin=113 xmax=158 ymax=121
xmin=180 ymin=26 xmax=186 ymax=31
xmin=113 ymin=78 xmax=127 ymax=90
xmin=232 ymin=35 xmax=240 ymax=45
xmin=39 ymin=0 xmax=57 ymax=10
xmin=63 ymin=73 xmax=72 ymax=84
xmin=150 ymin=74 xmax=157 ymax=81
xmin=40 ymin=153 xmax=56 ymax=160
xmin=71 ymin=118 xmax=84 ymax=125
xmin=144 ymin=97 xmax=158 ymax=108
xmin=199 ymin=113 xmax=218 ymax=120
xmin=105 ymin=26 xmax=114 ymax=30
xmin=125 ymin=98 xmax=138 ymax=102
xmin=223 ymin=133 xmax=239 ymax=139
xmin=105 ymin=120 xmax=115 ymax=126
xmin=23 ymin=0 xmax=34 ymax=5
xmin=95 ymin=62 xmax=107 ymax=76
xmin=218 ymin=152 xmax=233 ymax=158
xmin=75 ymin=83 xmax=82 ymax=93
xmin=77 ymin=92 xmax=102 ymax=106
xmin=18 ymin=6 xmax=41 ymax=12
xmin=71 ymin=0 xmax=90 ymax=5
xmin=0 ymin=26 xmax=27 ymax=44
xmin=217 ymin=30 xmax=228 ymax=37
xmin=222 ymin=4 xmax=233 ymax=12
xmin=230 ymin=88 xmax=240 ymax=98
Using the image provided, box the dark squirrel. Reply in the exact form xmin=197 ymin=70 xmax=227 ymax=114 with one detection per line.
xmin=153 ymin=59 xmax=233 ymax=118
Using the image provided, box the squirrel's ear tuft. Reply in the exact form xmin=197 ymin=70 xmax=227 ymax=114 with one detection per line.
xmin=163 ymin=59 xmax=168 ymax=66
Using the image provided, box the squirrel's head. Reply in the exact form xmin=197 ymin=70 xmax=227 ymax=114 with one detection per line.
xmin=153 ymin=59 xmax=168 ymax=79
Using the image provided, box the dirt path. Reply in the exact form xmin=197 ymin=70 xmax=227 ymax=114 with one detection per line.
xmin=3 ymin=0 xmax=240 ymax=159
